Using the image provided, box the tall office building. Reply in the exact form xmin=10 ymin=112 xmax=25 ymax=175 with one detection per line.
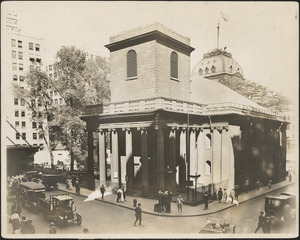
xmin=2 ymin=10 xmax=49 ymax=175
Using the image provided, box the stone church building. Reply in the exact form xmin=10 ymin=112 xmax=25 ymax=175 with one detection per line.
xmin=82 ymin=23 xmax=288 ymax=199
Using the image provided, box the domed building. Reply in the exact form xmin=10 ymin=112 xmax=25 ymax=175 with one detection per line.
xmin=192 ymin=48 xmax=244 ymax=82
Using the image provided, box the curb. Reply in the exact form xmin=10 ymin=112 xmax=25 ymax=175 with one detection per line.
xmin=57 ymin=182 xmax=295 ymax=218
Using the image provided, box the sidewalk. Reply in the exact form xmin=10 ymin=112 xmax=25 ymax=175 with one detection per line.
xmin=58 ymin=180 xmax=295 ymax=217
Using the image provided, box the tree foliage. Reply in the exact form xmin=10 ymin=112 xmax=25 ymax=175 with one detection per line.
xmin=13 ymin=46 xmax=110 ymax=170
xmin=218 ymin=77 xmax=290 ymax=113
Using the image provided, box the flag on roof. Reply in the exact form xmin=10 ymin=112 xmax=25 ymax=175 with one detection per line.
xmin=220 ymin=11 xmax=229 ymax=21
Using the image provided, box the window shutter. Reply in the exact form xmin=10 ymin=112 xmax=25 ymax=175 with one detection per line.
xmin=127 ymin=50 xmax=137 ymax=78
xmin=170 ymin=52 xmax=178 ymax=79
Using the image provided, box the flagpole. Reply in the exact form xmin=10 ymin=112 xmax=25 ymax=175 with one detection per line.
xmin=217 ymin=21 xmax=220 ymax=49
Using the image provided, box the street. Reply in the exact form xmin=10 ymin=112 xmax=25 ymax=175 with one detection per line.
xmin=6 ymin=184 xmax=297 ymax=236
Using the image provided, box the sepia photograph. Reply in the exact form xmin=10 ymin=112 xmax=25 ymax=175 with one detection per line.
xmin=1 ymin=1 xmax=298 ymax=238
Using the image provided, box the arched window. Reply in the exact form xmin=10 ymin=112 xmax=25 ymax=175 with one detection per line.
xmin=127 ymin=50 xmax=137 ymax=78
xmin=170 ymin=51 xmax=178 ymax=79
xmin=205 ymin=134 xmax=211 ymax=148
xmin=198 ymin=68 xmax=203 ymax=76
xmin=229 ymin=65 xmax=233 ymax=73
xmin=211 ymin=65 xmax=216 ymax=73
xmin=206 ymin=161 xmax=211 ymax=175
xmin=205 ymin=67 xmax=209 ymax=74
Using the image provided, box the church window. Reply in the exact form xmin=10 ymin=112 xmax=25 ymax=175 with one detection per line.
xmin=170 ymin=51 xmax=178 ymax=79
xmin=206 ymin=161 xmax=211 ymax=175
xmin=211 ymin=65 xmax=216 ymax=73
xmin=127 ymin=50 xmax=137 ymax=78
xmin=205 ymin=134 xmax=211 ymax=148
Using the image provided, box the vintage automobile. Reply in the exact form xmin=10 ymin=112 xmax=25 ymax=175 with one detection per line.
xmin=17 ymin=182 xmax=46 ymax=212
xmin=199 ymin=218 xmax=232 ymax=234
xmin=41 ymin=174 xmax=60 ymax=189
xmin=24 ymin=171 xmax=40 ymax=181
xmin=39 ymin=194 xmax=82 ymax=226
xmin=265 ymin=192 xmax=296 ymax=225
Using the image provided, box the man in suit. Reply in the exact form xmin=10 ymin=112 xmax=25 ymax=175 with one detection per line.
xmin=134 ymin=203 xmax=142 ymax=226
xmin=100 ymin=185 xmax=106 ymax=199
xmin=255 ymin=211 xmax=265 ymax=233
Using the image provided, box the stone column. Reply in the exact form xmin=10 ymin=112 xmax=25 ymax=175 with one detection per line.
xmin=179 ymin=129 xmax=186 ymax=190
xmin=197 ymin=129 xmax=205 ymax=185
xmin=141 ymin=128 xmax=149 ymax=191
xmin=212 ymin=128 xmax=222 ymax=184
xmin=168 ymin=128 xmax=176 ymax=191
xmin=125 ymin=129 xmax=133 ymax=191
xmin=87 ymin=125 xmax=95 ymax=190
xmin=99 ymin=130 xmax=106 ymax=186
xmin=190 ymin=129 xmax=196 ymax=178
xmin=156 ymin=119 xmax=165 ymax=191
xmin=111 ymin=129 xmax=119 ymax=189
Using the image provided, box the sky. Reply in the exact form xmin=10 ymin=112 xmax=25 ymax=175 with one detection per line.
xmin=2 ymin=1 xmax=299 ymax=103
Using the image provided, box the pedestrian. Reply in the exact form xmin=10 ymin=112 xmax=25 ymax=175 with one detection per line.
xmin=244 ymin=179 xmax=249 ymax=193
xmin=254 ymin=211 xmax=265 ymax=233
xmin=116 ymin=188 xmax=122 ymax=202
xmin=288 ymin=171 xmax=292 ymax=182
xmin=27 ymin=219 xmax=35 ymax=234
xmin=100 ymin=185 xmax=106 ymax=199
xmin=161 ymin=191 xmax=167 ymax=212
xmin=176 ymin=194 xmax=184 ymax=214
xmin=218 ymin=188 xmax=223 ymax=203
xmin=255 ymin=179 xmax=261 ymax=191
xmin=234 ymin=185 xmax=240 ymax=200
xmin=75 ymin=180 xmax=80 ymax=195
xmin=222 ymin=189 xmax=228 ymax=203
xmin=9 ymin=210 xmax=21 ymax=234
xmin=158 ymin=190 xmax=163 ymax=210
xmin=264 ymin=216 xmax=271 ymax=233
xmin=204 ymin=191 xmax=209 ymax=210
xmin=167 ymin=191 xmax=172 ymax=213
xmin=83 ymin=228 xmax=89 ymax=234
xmin=11 ymin=199 xmax=22 ymax=215
xmin=122 ymin=185 xmax=126 ymax=201
xmin=20 ymin=216 xmax=29 ymax=234
xmin=49 ymin=222 xmax=57 ymax=234
xmin=230 ymin=189 xmax=236 ymax=204
xmin=268 ymin=180 xmax=272 ymax=189
xmin=134 ymin=203 xmax=142 ymax=226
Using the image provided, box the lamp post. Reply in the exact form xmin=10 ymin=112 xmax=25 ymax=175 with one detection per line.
xmin=189 ymin=173 xmax=201 ymax=203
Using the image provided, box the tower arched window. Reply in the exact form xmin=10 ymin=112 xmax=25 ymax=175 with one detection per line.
xmin=211 ymin=65 xmax=216 ymax=73
xmin=205 ymin=67 xmax=209 ymax=74
xmin=127 ymin=50 xmax=137 ymax=78
xmin=229 ymin=65 xmax=233 ymax=73
xmin=198 ymin=68 xmax=203 ymax=76
xmin=170 ymin=51 xmax=178 ymax=79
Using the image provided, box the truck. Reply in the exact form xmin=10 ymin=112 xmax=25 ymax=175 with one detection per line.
xmin=17 ymin=182 xmax=46 ymax=212
xmin=39 ymin=193 xmax=82 ymax=226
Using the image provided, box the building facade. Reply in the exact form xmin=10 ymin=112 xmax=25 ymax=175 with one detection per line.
xmin=81 ymin=23 xmax=288 ymax=199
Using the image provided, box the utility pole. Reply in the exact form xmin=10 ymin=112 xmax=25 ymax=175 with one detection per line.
xmin=217 ymin=22 xmax=220 ymax=49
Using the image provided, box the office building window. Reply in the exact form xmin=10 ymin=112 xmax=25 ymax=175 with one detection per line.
xmin=32 ymin=122 xmax=37 ymax=128
xmin=170 ymin=51 xmax=178 ymax=79
xmin=14 ymin=98 xmax=18 ymax=105
xmin=21 ymin=121 xmax=26 ymax=128
xmin=11 ymin=39 xmax=16 ymax=47
xmin=38 ymin=99 xmax=42 ymax=106
xmin=30 ymin=65 xmax=34 ymax=70
xmin=33 ymin=133 xmax=37 ymax=140
xmin=19 ymin=75 xmax=25 ymax=82
xmin=15 ymin=110 xmax=19 ymax=117
xmin=19 ymin=63 xmax=23 ymax=71
xmin=59 ymin=98 xmax=63 ymax=104
xmin=35 ymin=44 xmax=40 ymax=51
xmin=29 ymin=42 xmax=33 ymax=50
xmin=16 ymin=133 xmax=20 ymax=140
xmin=15 ymin=121 xmax=20 ymax=128
xmin=50 ymin=91 xmax=53 ymax=97
xmin=12 ymin=51 xmax=16 ymax=59
xmin=18 ymin=40 xmax=22 ymax=48
xmin=49 ymin=65 xmax=52 ymax=71
xmin=54 ymin=72 xmax=57 ymax=78
xmin=13 ymin=75 xmax=18 ymax=81
xmin=21 ymin=99 xmax=25 ymax=106
xmin=206 ymin=161 xmax=212 ymax=175
xmin=127 ymin=50 xmax=137 ymax=78
xmin=55 ymin=99 xmax=58 ymax=104
xmin=39 ymin=133 xmax=44 ymax=139
xmin=21 ymin=110 xmax=25 ymax=117
xmin=18 ymin=52 xmax=23 ymax=60
xmin=22 ymin=133 xmax=26 ymax=139
xmin=54 ymin=91 xmax=58 ymax=96
xmin=12 ymin=63 xmax=17 ymax=71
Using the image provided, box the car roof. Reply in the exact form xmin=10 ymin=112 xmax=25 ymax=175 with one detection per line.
xmin=19 ymin=182 xmax=46 ymax=190
xmin=266 ymin=195 xmax=291 ymax=200
xmin=53 ymin=195 xmax=73 ymax=201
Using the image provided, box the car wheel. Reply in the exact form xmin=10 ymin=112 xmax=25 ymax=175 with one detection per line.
xmin=76 ymin=215 xmax=82 ymax=225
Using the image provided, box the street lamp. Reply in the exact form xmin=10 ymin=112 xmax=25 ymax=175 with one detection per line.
xmin=189 ymin=173 xmax=201 ymax=203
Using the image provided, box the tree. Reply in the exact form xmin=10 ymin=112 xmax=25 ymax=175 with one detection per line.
xmin=13 ymin=46 xmax=110 ymax=170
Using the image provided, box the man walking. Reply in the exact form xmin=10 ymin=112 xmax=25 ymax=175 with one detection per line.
xmin=244 ymin=179 xmax=249 ymax=193
xmin=100 ymin=185 xmax=106 ymax=199
xmin=218 ymin=188 xmax=223 ymax=203
xmin=75 ymin=179 xmax=80 ymax=195
xmin=11 ymin=199 xmax=22 ymax=215
xmin=255 ymin=211 xmax=265 ymax=233
xmin=134 ymin=203 xmax=142 ymax=226
xmin=255 ymin=179 xmax=261 ymax=191
xmin=204 ymin=192 xmax=209 ymax=210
